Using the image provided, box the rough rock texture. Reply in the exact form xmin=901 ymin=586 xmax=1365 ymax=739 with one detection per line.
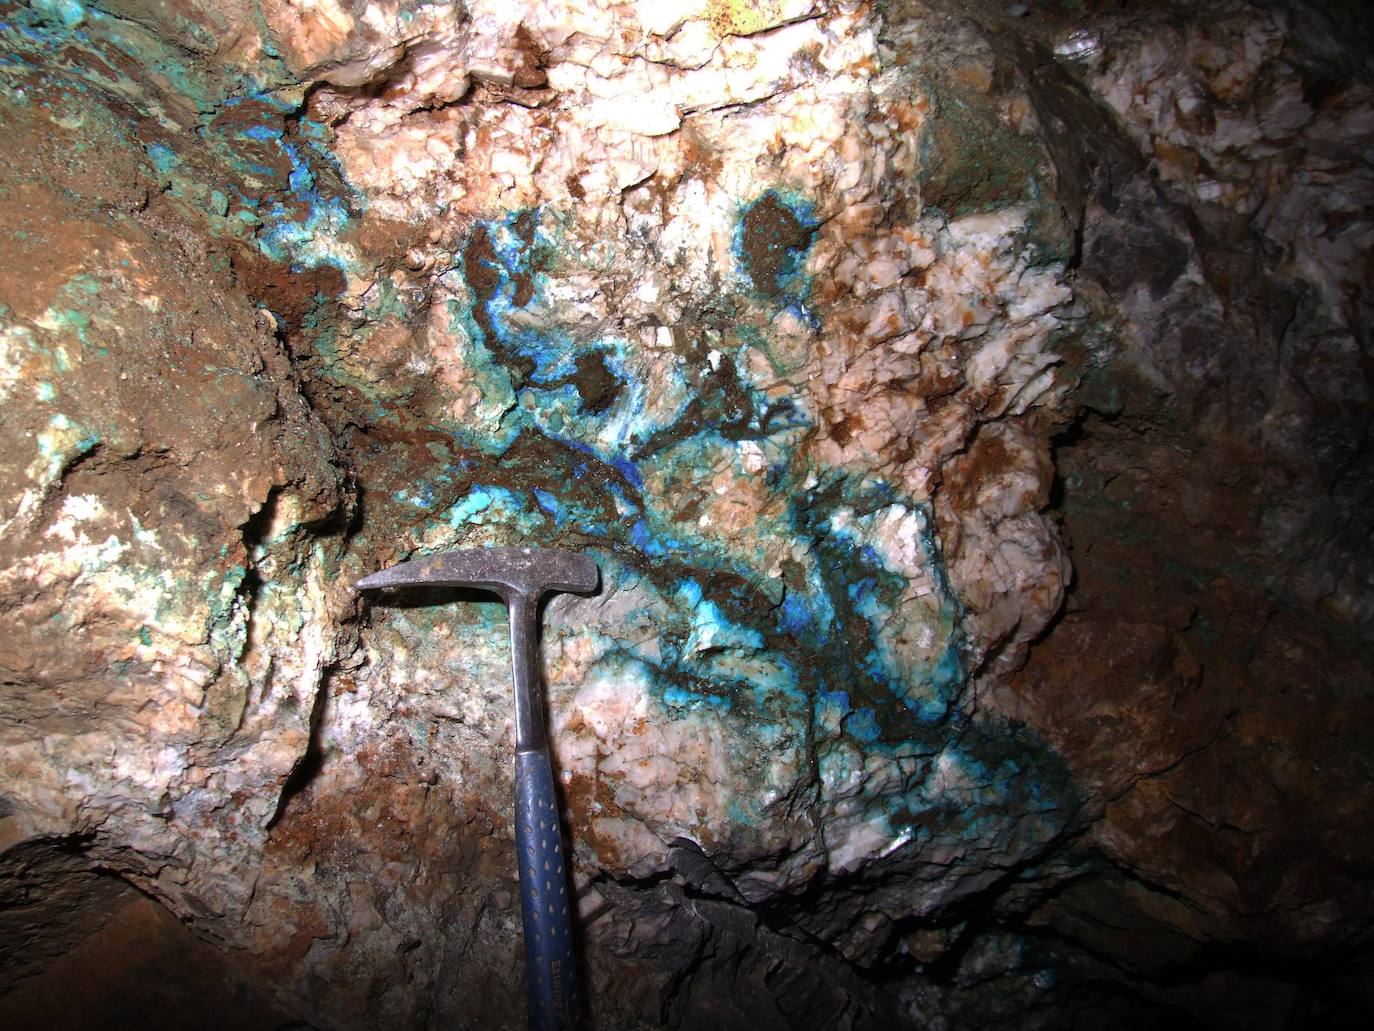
xmin=0 ymin=0 xmax=1370 ymax=1028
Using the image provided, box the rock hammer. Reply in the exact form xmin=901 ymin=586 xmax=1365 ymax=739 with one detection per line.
xmin=357 ymin=547 xmax=598 ymax=1030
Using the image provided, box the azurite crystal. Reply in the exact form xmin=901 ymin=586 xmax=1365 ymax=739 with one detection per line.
xmin=1 ymin=0 xmax=1371 ymax=1028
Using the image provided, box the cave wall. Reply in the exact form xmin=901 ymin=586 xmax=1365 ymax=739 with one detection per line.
xmin=0 ymin=1 xmax=1370 ymax=1028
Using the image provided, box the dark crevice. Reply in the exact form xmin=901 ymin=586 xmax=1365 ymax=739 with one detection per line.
xmin=265 ymin=671 xmax=331 ymax=832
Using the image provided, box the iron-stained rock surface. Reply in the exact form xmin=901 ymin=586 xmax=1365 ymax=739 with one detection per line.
xmin=1 ymin=0 xmax=1370 ymax=1028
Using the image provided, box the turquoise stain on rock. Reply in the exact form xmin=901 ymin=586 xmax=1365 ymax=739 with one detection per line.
xmin=532 ymin=488 xmax=565 ymax=524
xmin=446 ymin=487 xmax=494 ymax=526
xmin=29 ymin=0 xmax=85 ymax=30
xmin=2 ymin=4 xmax=357 ymax=276
xmin=146 ymin=141 xmax=178 ymax=176
xmin=241 ymin=124 xmax=282 ymax=142
xmin=252 ymin=133 xmax=354 ymax=270
xmin=34 ymin=413 xmax=99 ymax=479
xmin=662 ymin=683 xmax=732 ymax=712
xmin=384 ymin=292 xmax=1071 ymax=866
xmin=441 ymin=485 xmax=546 ymax=536
xmin=845 ymin=707 xmax=882 ymax=743
xmin=629 ymin=520 xmax=665 ymax=557
xmin=684 ymin=596 xmax=765 ymax=654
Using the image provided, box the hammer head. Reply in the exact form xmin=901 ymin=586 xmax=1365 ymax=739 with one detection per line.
xmin=355 ymin=546 xmax=599 ymax=604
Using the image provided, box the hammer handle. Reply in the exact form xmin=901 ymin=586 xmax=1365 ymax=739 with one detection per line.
xmin=515 ymin=750 xmax=581 ymax=1030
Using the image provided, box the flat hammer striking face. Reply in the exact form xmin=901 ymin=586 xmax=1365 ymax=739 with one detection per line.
xmin=357 ymin=547 xmax=598 ymax=1031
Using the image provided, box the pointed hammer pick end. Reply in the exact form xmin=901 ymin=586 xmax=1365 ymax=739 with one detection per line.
xmin=355 ymin=569 xmax=399 ymax=592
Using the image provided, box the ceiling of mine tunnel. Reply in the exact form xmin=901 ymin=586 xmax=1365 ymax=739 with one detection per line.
xmin=0 ymin=1 xmax=1371 ymax=1029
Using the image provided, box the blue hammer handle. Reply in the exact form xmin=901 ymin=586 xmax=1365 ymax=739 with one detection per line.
xmin=516 ymin=750 xmax=580 ymax=1030
xmin=354 ymin=549 xmax=597 ymax=1029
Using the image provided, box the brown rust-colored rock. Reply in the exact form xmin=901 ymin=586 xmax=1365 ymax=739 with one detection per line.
xmin=739 ymin=191 xmax=811 ymax=298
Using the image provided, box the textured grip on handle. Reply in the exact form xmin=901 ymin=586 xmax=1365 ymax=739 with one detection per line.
xmin=516 ymin=750 xmax=581 ymax=1031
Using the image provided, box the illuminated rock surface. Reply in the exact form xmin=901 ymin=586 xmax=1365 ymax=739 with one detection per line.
xmin=0 ymin=1 xmax=1371 ymax=1028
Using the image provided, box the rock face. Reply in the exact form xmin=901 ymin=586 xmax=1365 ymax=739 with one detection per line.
xmin=0 ymin=1 xmax=1370 ymax=1028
